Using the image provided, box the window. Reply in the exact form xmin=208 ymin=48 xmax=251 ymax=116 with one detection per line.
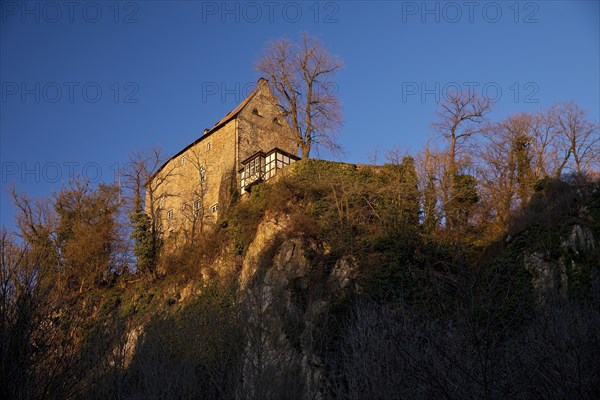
xmin=210 ymin=203 xmax=219 ymax=213
xmin=252 ymin=108 xmax=261 ymax=116
xmin=248 ymin=157 xmax=262 ymax=176
xmin=200 ymin=165 xmax=206 ymax=183
xmin=265 ymin=153 xmax=276 ymax=179
xmin=250 ymin=159 xmax=258 ymax=174
xmin=180 ymin=155 xmax=186 ymax=166
xmin=182 ymin=203 xmax=188 ymax=211
xmin=207 ymin=142 xmax=212 ymax=151
xmin=194 ymin=200 xmax=201 ymax=210
xmin=167 ymin=210 xmax=173 ymax=220
xmin=159 ymin=195 xmax=165 ymax=208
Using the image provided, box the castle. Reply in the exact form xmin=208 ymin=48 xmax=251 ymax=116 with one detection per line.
xmin=148 ymin=78 xmax=299 ymax=238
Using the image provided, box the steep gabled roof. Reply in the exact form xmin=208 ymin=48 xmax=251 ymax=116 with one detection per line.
xmin=151 ymin=78 xmax=268 ymax=180
xmin=205 ymin=78 xmax=266 ymax=135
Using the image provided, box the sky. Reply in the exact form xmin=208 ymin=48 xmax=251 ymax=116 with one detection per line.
xmin=1 ymin=0 xmax=599 ymax=230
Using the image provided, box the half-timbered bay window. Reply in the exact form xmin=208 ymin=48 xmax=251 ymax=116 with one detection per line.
xmin=240 ymin=148 xmax=299 ymax=193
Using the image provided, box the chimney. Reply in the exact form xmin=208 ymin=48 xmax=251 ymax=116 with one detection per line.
xmin=204 ymin=128 xmax=209 ymax=135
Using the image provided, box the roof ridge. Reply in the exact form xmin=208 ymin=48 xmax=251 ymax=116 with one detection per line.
xmin=150 ymin=78 xmax=269 ymax=180
xmin=205 ymin=78 xmax=267 ymax=135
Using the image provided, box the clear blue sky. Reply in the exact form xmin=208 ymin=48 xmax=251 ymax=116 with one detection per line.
xmin=1 ymin=0 xmax=599 ymax=230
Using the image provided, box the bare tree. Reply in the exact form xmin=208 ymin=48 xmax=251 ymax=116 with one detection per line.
xmin=552 ymin=101 xmax=599 ymax=176
xmin=123 ymin=147 xmax=177 ymax=223
xmin=10 ymin=188 xmax=59 ymax=271
xmin=0 ymin=227 xmax=123 ymax=400
xmin=431 ymin=91 xmax=492 ymax=230
xmin=432 ymin=90 xmax=493 ymax=179
xmin=181 ymin=148 xmax=209 ymax=243
xmin=256 ymin=33 xmax=343 ymax=159
xmin=530 ymin=110 xmax=560 ymax=178
xmin=122 ymin=147 xmax=178 ymax=276
xmin=416 ymin=144 xmax=447 ymax=233
xmin=479 ymin=113 xmax=536 ymax=230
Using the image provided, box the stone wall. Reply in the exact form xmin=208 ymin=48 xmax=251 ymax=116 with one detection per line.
xmin=148 ymin=79 xmax=299 ymax=244
xmin=151 ymin=119 xmax=236 ymax=242
xmin=237 ymin=81 xmax=297 ymax=168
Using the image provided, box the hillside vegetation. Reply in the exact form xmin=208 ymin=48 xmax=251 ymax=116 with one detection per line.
xmin=3 ymin=95 xmax=600 ymax=400
xmin=2 ymin=159 xmax=599 ymax=400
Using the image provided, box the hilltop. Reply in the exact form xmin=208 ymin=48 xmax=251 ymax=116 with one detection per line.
xmin=4 ymin=159 xmax=598 ymax=399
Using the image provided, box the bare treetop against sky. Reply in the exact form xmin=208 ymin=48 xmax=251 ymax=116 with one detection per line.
xmin=0 ymin=1 xmax=598 ymax=228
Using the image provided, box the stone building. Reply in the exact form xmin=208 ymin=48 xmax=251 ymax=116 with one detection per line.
xmin=148 ymin=78 xmax=298 ymax=239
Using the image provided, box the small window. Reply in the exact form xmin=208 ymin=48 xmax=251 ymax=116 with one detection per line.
xmin=182 ymin=203 xmax=188 ymax=211
xmin=180 ymin=156 xmax=186 ymax=166
xmin=207 ymin=142 xmax=212 ymax=151
xmin=273 ymin=117 xmax=280 ymax=124
xmin=167 ymin=210 xmax=173 ymax=220
xmin=194 ymin=200 xmax=201 ymax=210
xmin=158 ymin=196 xmax=165 ymax=208
xmin=252 ymin=108 xmax=260 ymax=116
xmin=194 ymin=209 xmax=201 ymax=218
xmin=250 ymin=158 xmax=260 ymax=175
xmin=210 ymin=203 xmax=219 ymax=213
xmin=200 ymin=165 xmax=206 ymax=183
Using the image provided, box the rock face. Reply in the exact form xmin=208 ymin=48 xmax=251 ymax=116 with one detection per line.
xmin=524 ymin=251 xmax=567 ymax=300
xmin=524 ymin=224 xmax=597 ymax=302
xmin=240 ymin=213 xmax=290 ymax=287
xmin=238 ymin=214 xmax=357 ymax=399
xmin=562 ymin=224 xmax=595 ymax=254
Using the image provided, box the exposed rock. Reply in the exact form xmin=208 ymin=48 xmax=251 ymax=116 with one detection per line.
xmin=524 ymin=251 xmax=568 ymax=300
xmin=123 ymin=325 xmax=143 ymax=368
xmin=265 ymin=237 xmax=312 ymax=286
xmin=209 ymin=243 xmax=239 ymax=280
xmin=524 ymin=252 xmax=558 ymax=300
xmin=240 ymin=225 xmax=343 ymax=399
xmin=525 ymin=224 xmax=596 ymax=302
xmin=328 ymin=255 xmax=358 ymax=294
xmin=561 ymin=224 xmax=595 ymax=254
xmin=240 ymin=213 xmax=290 ymax=287
xmin=178 ymin=282 xmax=194 ymax=303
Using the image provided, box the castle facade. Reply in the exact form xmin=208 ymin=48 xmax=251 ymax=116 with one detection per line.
xmin=148 ymin=78 xmax=298 ymax=238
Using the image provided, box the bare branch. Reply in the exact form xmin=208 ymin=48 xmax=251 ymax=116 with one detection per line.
xmin=257 ymin=33 xmax=343 ymax=159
